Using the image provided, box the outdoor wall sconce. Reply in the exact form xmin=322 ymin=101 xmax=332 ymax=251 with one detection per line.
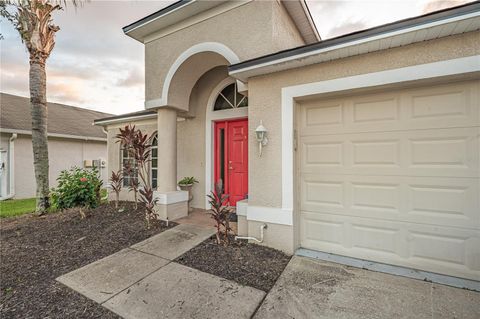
xmin=255 ymin=120 xmax=268 ymax=157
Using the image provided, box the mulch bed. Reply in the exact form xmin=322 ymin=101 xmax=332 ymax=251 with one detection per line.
xmin=175 ymin=235 xmax=292 ymax=292
xmin=0 ymin=202 xmax=175 ymax=319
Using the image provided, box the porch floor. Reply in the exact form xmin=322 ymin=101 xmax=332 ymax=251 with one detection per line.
xmin=175 ymin=208 xmax=237 ymax=234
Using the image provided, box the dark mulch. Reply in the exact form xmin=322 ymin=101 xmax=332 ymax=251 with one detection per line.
xmin=0 ymin=202 xmax=175 ymax=319
xmin=175 ymin=235 xmax=292 ymax=292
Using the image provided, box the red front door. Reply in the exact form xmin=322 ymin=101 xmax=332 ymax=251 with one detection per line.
xmin=214 ymin=119 xmax=248 ymax=206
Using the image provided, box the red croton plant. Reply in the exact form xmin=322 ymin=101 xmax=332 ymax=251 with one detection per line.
xmin=207 ymin=180 xmax=234 ymax=246
xmin=114 ymin=125 xmax=158 ymax=228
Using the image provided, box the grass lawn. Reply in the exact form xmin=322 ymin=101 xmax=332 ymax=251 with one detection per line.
xmin=0 ymin=198 xmax=36 ymax=218
xmin=0 ymin=189 xmax=108 ymax=219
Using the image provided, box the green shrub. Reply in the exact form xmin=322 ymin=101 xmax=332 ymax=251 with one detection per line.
xmin=51 ymin=167 xmax=103 ymax=210
xmin=178 ymin=176 xmax=199 ymax=186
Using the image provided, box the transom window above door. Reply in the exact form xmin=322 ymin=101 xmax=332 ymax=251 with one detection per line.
xmin=214 ymin=83 xmax=248 ymax=111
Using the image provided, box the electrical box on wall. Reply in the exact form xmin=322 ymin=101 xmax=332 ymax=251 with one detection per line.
xmin=83 ymin=159 xmax=93 ymax=168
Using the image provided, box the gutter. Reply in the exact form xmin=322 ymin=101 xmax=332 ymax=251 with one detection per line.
xmin=0 ymin=133 xmax=17 ymax=201
xmin=123 ymin=0 xmax=193 ymax=34
xmin=0 ymin=128 xmax=107 ymax=142
xmin=93 ymin=112 xmax=157 ymax=126
xmin=229 ymin=1 xmax=480 ymax=77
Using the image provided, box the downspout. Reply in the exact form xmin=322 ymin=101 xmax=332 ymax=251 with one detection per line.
xmin=100 ymin=126 xmax=109 ymax=198
xmin=1 ymin=133 xmax=17 ymax=201
xmin=235 ymin=224 xmax=268 ymax=243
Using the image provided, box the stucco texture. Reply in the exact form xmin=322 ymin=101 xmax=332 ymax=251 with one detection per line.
xmin=145 ymin=0 xmax=305 ymax=102
xmin=177 ymin=66 xmax=228 ymax=209
xmin=247 ymin=31 xmax=480 ymax=208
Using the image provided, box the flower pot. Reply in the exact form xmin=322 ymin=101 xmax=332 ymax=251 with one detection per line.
xmin=178 ymin=183 xmax=194 ymax=213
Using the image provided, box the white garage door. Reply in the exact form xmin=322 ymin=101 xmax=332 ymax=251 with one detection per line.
xmin=297 ymin=80 xmax=480 ymax=281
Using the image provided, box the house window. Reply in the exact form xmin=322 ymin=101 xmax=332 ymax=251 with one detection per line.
xmin=214 ymin=83 xmax=248 ymax=111
xmin=121 ymin=148 xmax=137 ymax=187
xmin=151 ymin=134 xmax=158 ymax=189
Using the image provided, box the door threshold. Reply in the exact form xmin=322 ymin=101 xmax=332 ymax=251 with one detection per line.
xmin=295 ymin=248 xmax=480 ymax=292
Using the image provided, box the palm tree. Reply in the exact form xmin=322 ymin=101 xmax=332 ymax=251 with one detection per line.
xmin=1 ymin=0 xmax=82 ymax=214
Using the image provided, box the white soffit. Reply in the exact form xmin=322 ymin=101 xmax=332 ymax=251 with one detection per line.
xmin=230 ymin=8 xmax=480 ymax=82
xmin=282 ymin=0 xmax=321 ymax=44
xmin=124 ymin=1 xmax=230 ymax=42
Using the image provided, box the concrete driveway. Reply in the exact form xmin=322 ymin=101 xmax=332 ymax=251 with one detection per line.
xmin=255 ymin=256 xmax=479 ymax=319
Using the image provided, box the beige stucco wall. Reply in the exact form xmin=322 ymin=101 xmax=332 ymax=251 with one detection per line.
xmin=177 ymin=66 xmax=229 ymax=209
xmin=247 ymin=31 xmax=480 ymax=209
xmin=145 ymin=0 xmax=305 ymax=102
xmin=272 ymin=0 xmax=305 ymax=51
xmin=0 ymin=133 xmax=107 ymax=199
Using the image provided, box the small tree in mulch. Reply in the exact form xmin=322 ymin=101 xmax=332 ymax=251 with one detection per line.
xmin=116 ymin=125 xmax=158 ymax=228
xmin=207 ymin=181 xmax=234 ymax=246
xmin=109 ymin=170 xmax=123 ymax=209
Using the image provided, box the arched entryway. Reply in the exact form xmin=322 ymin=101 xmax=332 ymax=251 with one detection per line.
xmin=205 ymin=78 xmax=248 ymax=208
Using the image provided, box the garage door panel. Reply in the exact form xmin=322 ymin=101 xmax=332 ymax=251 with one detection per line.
xmin=300 ymin=212 xmax=480 ymax=280
xmin=299 ymin=81 xmax=479 ymax=136
xmin=298 ymin=80 xmax=480 ymax=280
xmin=301 ymin=174 xmax=479 ymax=229
xmin=300 ymin=127 xmax=479 ymax=178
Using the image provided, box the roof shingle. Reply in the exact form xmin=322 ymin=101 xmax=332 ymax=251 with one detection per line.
xmin=0 ymin=93 xmax=114 ymax=139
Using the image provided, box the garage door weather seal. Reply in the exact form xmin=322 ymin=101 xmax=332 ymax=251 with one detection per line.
xmin=296 ymin=248 xmax=480 ymax=292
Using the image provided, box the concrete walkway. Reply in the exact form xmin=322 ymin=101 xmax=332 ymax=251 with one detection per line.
xmin=58 ymin=224 xmax=479 ymax=319
xmin=57 ymin=224 xmax=265 ymax=319
xmin=254 ymin=256 xmax=480 ymax=319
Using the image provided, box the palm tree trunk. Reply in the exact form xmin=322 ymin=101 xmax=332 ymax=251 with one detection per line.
xmin=30 ymin=59 xmax=50 ymax=214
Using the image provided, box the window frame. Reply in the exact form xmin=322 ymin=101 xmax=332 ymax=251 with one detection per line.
xmin=213 ymin=82 xmax=248 ymax=111
xmin=121 ymin=147 xmax=138 ymax=187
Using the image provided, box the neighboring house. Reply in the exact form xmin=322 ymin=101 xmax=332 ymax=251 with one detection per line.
xmin=0 ymin=93 xmax=113 ymax=199
xmin=94 ymin=1 xmax=480 ymax=282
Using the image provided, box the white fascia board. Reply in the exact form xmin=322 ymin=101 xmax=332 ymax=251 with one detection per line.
xmin=143 ymin=1 xmax=251 ymax=44
xmin=230 ymin=11 xmax=480 ymax=80
xmin=93 ymin=113 xmax=157 ymax=126
xmin=125 ymin=0 xmax=195 ymax=36
xmin=0 ymin=128 xmax=107 ymax=142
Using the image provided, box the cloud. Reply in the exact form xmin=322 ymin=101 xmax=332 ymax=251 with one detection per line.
xmin=116 ymin=67 xmax=144 ymax=87
xmin=326 ymin=20 xmax=368 ymax=38
xmin=1 ymin=0 xmax=476 ymax=115
xmin=0 ymin=1 xmax=173 ymax=114
xmin=422 ymin=0 xmax=469 ymax=13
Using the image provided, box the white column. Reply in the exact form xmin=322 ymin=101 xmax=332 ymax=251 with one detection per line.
xmin=156 ymin=108 xmax=177 ymax=192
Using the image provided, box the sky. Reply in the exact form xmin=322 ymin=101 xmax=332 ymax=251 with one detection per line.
xmin=0 ymin=0 xmax=472 ymax=115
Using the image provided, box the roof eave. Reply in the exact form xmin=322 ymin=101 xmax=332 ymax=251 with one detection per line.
xmin=229 ymin=2 xmax=480 ymax=82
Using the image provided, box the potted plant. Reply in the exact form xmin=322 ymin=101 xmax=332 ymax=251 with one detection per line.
xmin=178 ymin=176 xmax=198 ymax=213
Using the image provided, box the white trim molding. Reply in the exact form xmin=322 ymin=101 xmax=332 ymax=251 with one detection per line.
xmin=93 ymin=113 xmax=157 ymax=126
xmin=145 ymin=42 xmax=241 ymax=110
xmin=204 ymin=77 xmax=248 ymax=208
xmin=154 ymin=190 xmax=188 ymax=205
xmin=0 ymin=128 xmax=107 ymax=142
xmin=230 ymin=10 xmax=480 ymax=81
xmin=247 ymin=205 xmax=293 ymax=226
xmin=281 ymin=55 xmax=480 ymax=214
